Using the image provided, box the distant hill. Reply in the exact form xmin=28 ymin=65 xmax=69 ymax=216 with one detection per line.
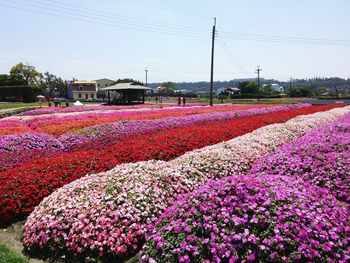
xmin=148 ymin=77 xmax=350 ymax=93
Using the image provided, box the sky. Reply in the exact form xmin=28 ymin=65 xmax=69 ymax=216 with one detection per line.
xmin=0 ymin=0 xmax=350 ymax=83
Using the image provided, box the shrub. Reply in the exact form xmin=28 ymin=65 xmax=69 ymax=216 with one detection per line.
xmin=0 ymin=86 xmax=42 ymax=102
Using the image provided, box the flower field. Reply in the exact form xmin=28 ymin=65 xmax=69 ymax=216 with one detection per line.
xmin=0 ymin=103 xmax=344 ymax=224
xmin=0 ymin=103 xmax=343 ymax=262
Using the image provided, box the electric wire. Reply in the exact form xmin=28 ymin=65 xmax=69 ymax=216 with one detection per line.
xmin=0 ymin=0 xmax=210 ymax=38
xmin=1 ymin=0 xmax=350 ymax=46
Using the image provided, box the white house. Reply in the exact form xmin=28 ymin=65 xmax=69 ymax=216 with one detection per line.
xmin=68 ymin=78 xmax=115 ymax=100
xmin=95 ymin=78 xmax=115 ymax=91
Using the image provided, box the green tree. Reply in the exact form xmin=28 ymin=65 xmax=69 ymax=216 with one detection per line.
xmin=288 ymin=87 xmax=312 ymax=97
xmin=114 ymin=78 xmax=144 ymax=86
xmin=159 ymin=82 xmax=177 ymax=94
xmin=315 ymin=87 xmax=328 ymax=96
xmin=40 ymin=72 xmax=70 ymax=97
xmin=262 ymin=84 xmax=274 ymax=96
xmin=10 ymin=63 xmax=43 ymax=85
xmin=238 ymin=81 xmax=258 ymax=94
xmin=0 ymin=74 xmax=18 ymax=86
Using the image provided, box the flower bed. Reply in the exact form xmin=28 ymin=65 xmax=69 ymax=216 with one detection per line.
xmin=0 ymin=104 xmax=306 ymax=172
xmin=21 ymin=106 xmax=350 ymax=261
xmin=141 ymin=174 xmax=349 ymax=262
xmin=59 ymin=103 xmax=307 ymax=150
xmin=2 ymin=104 xmax=267 ymax=136
xmin=26 ymin=105 xmax=269 ymax=136
xmin=0 ymin=120 xmax=32 ymax=136
xmin=17 ymin=103 xmax=206 ymax=116
xmin=251 ymin=112 xmax=350 ymax=202
xmin=0 ymin=149 xmax=61 ymax=173
xmin=1 ymin=105 xmax=342 ymax=224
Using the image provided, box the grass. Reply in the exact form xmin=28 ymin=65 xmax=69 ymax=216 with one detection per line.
xmin=0 ymin=101 xmax=104 ymax=110
xmin=0 ymin=102 xmax=42 ymax=110
xmin=230 ymin=100 xmax=296 ymax=104
xmin=0 ymin=98 xmax=296 ymax=111
xmin=0 ymin=244 xmax=28 ymax=263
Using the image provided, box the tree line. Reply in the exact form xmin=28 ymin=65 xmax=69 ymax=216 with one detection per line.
xmin=148 ymin=77 xmax=350 ymax=98
xmin=0 ymin=63 xmax=70 ymax=102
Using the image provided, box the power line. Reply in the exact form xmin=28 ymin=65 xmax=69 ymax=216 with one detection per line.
xmin=216 ymin=38 xmax=251 ymax=75
xmin=221 ymin=31 xmax=350 ymax=44
xmin=2 ymin=0 xmax=350 ymax=46
xmin=0 ymin=0 xmax=210 ymax=38
xmin=219 ymin=31 xmax=350 ymax=47
xmin=44 ymin=0 xmax=210 ymax=33
xmin=2 ymin=0 xmax=209 ymax=36
xmin=124 ymin=0 xmax=211 ymax=20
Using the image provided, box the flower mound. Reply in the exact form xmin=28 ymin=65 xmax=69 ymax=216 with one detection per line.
xmin=252 ymin=113 xmax=350 ymax=202
xmin=141 ymin=174 xmax=350 ymax=263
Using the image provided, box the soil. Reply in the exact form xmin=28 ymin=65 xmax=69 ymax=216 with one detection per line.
xmin=0 ymin=221 xmax=44 ymax=262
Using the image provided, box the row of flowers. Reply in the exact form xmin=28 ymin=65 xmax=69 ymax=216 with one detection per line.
xmin=0 ymin=104 xmax=309 ymax=172
xmin=21 ymin=105 xmax=350 ymax=261
xmin=18 ymin=103 xmax=206 ymax=116
xmin=59 ymin=103 xmax=307 ymax=150
xmin=3 ymin=104 xmax=268 ymax=136
xmin=0 ymin=119 xmax=32 ymax=136
xmin=10 ymin=104 xmax=259 ymax=122
xmin=251 ymin=112 xmax=350 ymax=203
xmin=141 ymin=111 xmax=350 ymax=263
xmin=0 ymin=105 xmax=342 ymax=224
xmin=29 ymin=104 xmax=271 ymax=136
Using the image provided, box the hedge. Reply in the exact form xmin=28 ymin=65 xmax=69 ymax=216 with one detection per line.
xmin=0 ymin=86 xmax=42 ymax=102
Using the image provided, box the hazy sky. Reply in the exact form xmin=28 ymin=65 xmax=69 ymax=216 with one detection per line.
xmin=1 ymin=0 xmax=350 ymax=83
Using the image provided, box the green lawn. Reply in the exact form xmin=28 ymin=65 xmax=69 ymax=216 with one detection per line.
xmin=0 ymin=99 xmax=295 ymax=111
xmin=0 ymin=102 xmax=42 ymax=110
xmin=0 ymin=244 xmax=28 ymax=263
xmin=0 ymin=101 xmax=104 ymax=110
xmin=230 ymin=100 xmax=296 ymax=104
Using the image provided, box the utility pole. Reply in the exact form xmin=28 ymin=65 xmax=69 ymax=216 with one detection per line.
xmin=145 ymin=67 xmax=148 ymax=87
xmin=255 ymin=65 xmax=262 ymax=101
xmin=209 ymin=17 xmax=216 ymax=106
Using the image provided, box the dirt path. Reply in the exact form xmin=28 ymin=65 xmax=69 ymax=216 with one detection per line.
xmin=0 ymin=221 xmax=44 ymax=263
